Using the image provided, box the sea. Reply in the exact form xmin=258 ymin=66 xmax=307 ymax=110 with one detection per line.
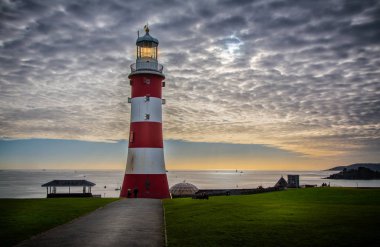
xmin=0 ymin=169 xmax=379 ymax=198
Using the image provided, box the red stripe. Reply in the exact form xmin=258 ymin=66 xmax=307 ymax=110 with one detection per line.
xmin=130 ymin=74 xmax=163 ymax=98
xmin=120 ymin=174 xmax=170 ymax=199
xmin=129 ymin=122 xmax=163 ymax=148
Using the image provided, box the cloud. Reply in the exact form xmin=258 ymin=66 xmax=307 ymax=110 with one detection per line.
xmin=0 ymin=0 xmax=379 ymax=159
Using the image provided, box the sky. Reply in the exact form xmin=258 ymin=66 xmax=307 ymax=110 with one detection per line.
xmin=0 ymin=0 xmax=379 ymax=170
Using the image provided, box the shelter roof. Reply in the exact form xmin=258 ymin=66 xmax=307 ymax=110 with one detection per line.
xmin=41 ymin=180 xmax=95 ymax=187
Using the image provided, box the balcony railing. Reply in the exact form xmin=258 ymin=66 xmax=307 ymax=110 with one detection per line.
xmin=130 ymin=61 xmax=164 ymax=73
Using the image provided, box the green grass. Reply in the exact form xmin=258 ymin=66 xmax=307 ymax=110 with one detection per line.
xmin=164 ymin=188 xmax=380 ymax=247
xmin=0 ymin=198 xmax=118 ymax=247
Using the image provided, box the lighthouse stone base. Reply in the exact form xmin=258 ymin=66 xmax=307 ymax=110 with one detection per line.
xmin=120 ymin=174 xmax=170 ymax=198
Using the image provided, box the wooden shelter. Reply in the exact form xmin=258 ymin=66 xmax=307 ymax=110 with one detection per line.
xmin=42 ymin=180 xmax=95 ymax=198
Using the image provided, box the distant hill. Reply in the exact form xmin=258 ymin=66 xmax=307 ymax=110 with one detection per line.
xmin=326 ymin=163 xmax=380 ymax=171
xmin=325 ymin=167 xmax=380 ymax=180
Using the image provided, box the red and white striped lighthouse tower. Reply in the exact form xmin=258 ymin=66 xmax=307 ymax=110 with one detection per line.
xmin=120 ymin=26 xmax=170 ymax=199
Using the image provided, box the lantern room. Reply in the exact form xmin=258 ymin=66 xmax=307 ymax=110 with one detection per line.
xmin=136 ymin=25 xmax=159 ymax=60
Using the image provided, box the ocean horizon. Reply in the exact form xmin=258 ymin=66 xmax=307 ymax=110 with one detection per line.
xmin=1 ymin=169 xmax=380 ymax=198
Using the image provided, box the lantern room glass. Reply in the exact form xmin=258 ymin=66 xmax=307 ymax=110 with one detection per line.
xmin=137 ymin=41 xmax=158 ymax=59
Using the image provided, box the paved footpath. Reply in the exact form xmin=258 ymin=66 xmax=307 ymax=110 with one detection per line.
xmin=17 ymin=199 xmax=165 ymax=247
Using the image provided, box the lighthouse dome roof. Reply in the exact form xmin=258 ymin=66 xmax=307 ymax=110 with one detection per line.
xmin=136 ymin=32 xmax=159 ymax=45
xmin=170 ymin=182 xmax=199 ymax=196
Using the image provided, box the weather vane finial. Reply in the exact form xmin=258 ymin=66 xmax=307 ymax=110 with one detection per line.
xmin=144 ymin=23 xmax=149 ymax=33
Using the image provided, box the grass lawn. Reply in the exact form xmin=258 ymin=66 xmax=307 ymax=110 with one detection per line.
xmin=0 ymin=198 xmax=118 ymax=247
xmin=164 ymin=188 xmax=380 ymax=247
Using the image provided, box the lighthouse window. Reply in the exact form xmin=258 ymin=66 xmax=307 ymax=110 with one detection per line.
xmin=144 ymin=78 xmax=151 ymax=85
xmin=138 ymin=44 xmax=157 ymax=59
xmin=145 ymin=96 xmax=150 ymax=102
xmin=128 ymin=97 xmax=132 ymax=103
xmin=129 ymin=131 xmax=134 ymax=143
xmin=141 ymin=47 xmax=157 ymax=59
xmin=145 ymin=114 xmax=150 ymax=120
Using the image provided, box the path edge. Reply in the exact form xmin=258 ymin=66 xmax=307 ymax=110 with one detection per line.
xmin=162 ymin=200 xmax=168 ymax=247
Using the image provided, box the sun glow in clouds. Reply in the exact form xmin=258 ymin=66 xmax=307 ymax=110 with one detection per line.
xmin=206 ymin=35 xmax=244 ymax=66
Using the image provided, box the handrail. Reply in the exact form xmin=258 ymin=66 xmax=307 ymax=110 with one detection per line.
xmin=130 ymin=62 xmax=164 ymax=73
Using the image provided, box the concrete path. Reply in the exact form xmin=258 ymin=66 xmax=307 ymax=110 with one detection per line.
xmin=17 ymin=199 xmax=165 ymax=247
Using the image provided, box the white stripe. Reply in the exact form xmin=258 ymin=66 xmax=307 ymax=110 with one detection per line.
xmin=125 ymin=148 xmax=166 ymax=174
xmin=131 ymin=97 xmax=162 ymax=123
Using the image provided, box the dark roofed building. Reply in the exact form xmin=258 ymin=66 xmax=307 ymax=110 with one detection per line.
xmin=42 ymin=180 xmax=96 ymax=198
xmin=274 ymin=176 xmax=288 ymax=189
xmin=287 ymin=175 xmax=300 ymax=188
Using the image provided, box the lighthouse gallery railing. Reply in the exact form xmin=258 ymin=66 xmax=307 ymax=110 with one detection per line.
xmin=130 ymin=62 xmax=164 ymax=73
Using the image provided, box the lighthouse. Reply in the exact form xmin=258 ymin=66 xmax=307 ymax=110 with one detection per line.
xmin=120 ymin=26 xmax=170 ymax=199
